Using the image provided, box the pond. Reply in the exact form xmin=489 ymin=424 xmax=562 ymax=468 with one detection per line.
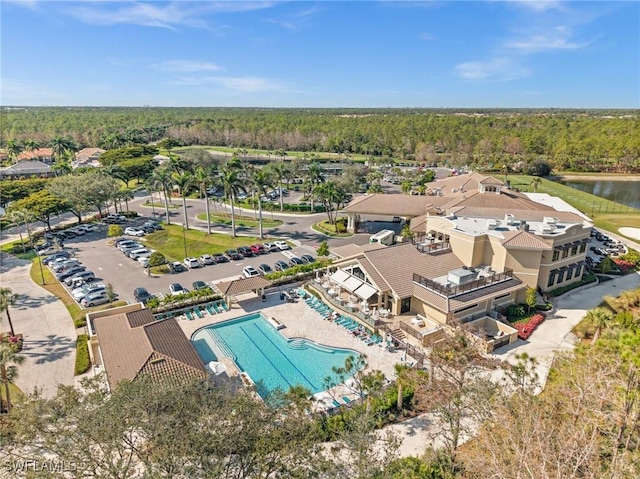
xmin=561 ymin=179 xmax=640 ymax=209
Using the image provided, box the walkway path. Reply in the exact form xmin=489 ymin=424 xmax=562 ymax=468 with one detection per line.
xmin=0 ymin=253 xmax=76 ymax=398
xmin=383 ymin=270 xmax=640 ymax=457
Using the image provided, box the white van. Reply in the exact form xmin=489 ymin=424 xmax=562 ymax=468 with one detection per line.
xmin=369 ymin=229 xmax=396 ymax=246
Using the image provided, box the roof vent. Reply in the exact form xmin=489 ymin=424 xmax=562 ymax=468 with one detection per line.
xmin=519 ymin=220 xmax=529 ymax=232
xmin=504 ymin=214 xmax=515 ymax=225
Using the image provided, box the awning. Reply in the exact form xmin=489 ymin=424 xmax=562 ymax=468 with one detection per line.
xmin=330 ymin=270 xmax=350 ymax=287
xmin=354 ymin=283 xmax=377 ymax=300
xmin=343 ymin=276 xmax=364 ymax=292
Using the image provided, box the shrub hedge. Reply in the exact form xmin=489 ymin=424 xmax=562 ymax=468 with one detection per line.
xmin=548 ymin=272 xmax=597 ymax=297
xmin=514 ymin=313 xmax=546 ymax=340
xmin=75 ymin=334 xmax=91 ymax=375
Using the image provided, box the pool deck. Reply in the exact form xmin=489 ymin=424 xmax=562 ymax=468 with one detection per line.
xmin=177 ymin=291 xmax=401 ymax=383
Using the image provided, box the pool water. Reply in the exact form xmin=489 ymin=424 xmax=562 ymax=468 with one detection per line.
xmin=191 ymin=313 xmax=358 ymax=398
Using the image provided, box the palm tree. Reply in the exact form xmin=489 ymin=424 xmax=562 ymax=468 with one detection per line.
xmin=49 ymin=136 xmax=74 ymax=161
xmin=267 ymin=161 xmax=289 ymax=212
xmin=394 ymin=363 xmax=414 ymax=414
xmin=401 ymin=180 xmax=413 ymax=195
xmin=0 ymin=342 xmax=25 ymax=414
xmin=151 ymin=167 xmax=173 ymax=225
xmin=314 ymin=181 xmax=341 ymax=225
xmin=4 ymin=139 xmax=23 ymax=164
xmin=143 ymin=178 xmax=157 ymax=217
xmin=194 ymin=166 xmax=216 ymax=235
xmin=305 ymin=162 xmax=324 ymax=212
xmin=219 ymin=166 xmax=246 ymax=238
xmin=249 ymin=168 xmax=274 ymax=239
xmin=586 ymin=307 xmax=613 ymax=345
xmin=172 ymin=171 xmax=193 ymax=230
xmin=530 ymin=177 xmax=542 ymax=193
xmin=0 ymin=288 xmax=18 ymax=337
xmin=5 ymin=209 xmax=34 ymax=253
xmin=23 ymin=139 xmax=40 ymax=156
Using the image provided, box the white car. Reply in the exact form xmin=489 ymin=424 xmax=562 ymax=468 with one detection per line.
xmin=138 ymin=257 xmax=150 ymax=268
xmin=73 ymin=284 xmax=106 ymax=301
xmin=274 ymin=240 xmax=290 ymax=251
xmin=183 ymin=257 xmax=201 ymax=269
xmin=242 ymin=266 xmax=260 ymax=278
xmin=169 ymin=283 xmax=189 ymax=296
xmin=124 ymin=227 xmax=145 ymax=237
xmin=128 ymin=248 xmax=152 ymax=260
xmin=198 ymin=254 xmax=215 ymax=266
xmin=81 ymin=291 xmax=110 ymax=308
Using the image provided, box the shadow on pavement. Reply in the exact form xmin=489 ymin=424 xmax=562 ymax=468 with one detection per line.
xmin=22 ymin=334 xmax=76 ymax=365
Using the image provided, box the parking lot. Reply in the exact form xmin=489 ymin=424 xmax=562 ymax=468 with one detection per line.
xmin=48 ymin=216 xmax=316 ymax=305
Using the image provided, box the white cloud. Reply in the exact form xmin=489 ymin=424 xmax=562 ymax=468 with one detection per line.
xmin=0 ymin=78 xmax=60 ymax=103
xmin=154 ymin=60 xmax=223 ymax=72
xmin=170 ymin=76 xmax=283 ymax=92
xmin=64 ymin=1 xmax=275 ymax=30
xmin=454 ymin=58 xmax=529 ymax=81
xmin=418 ymin=32 xmax=434 ymax=41
xmin=505 ymin=25 xmax=588 ymax=52
xmin=507 ymin=0 xmax=563 ymax=12
xmin=2 ymin=0 xmax=39 ymax=10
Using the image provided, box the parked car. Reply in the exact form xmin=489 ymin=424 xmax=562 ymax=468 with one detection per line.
xmin=169 ymin=283 xmax=189 ymax=296
xmin=64 ymin=271 xmax=95 ymax=286
xmin=76 ymin=224 xmax=97 ymax=233
xmin=274 ymin=260 xmax=289 ymax=272
xmin=42 ymin=251 xmax=71 ymax=265
xmin=117 ymin=239 xmax=137 ymax=251
xmin=300 ymin=254 xmax=315 ymax=264
xmin=68 ymin=227 xmax=85 ymax=236
xmin=103 ymin=214 xmax=127 ymax=224
xmin=274 ymin=241 xmax=290 ymax=251
xmin=134 ymin=287 xmax=154 ymax=303
xmin=242 ymin=266 xmax=260 ymax=278
xmin=258 ymin=264 xmax=273 ymax=275
xmin=289 ymin=256 xmax=304 ymax=267
xmin=81 ymin=291 xmax=110 ymax=308
xmin=168 ymin=262 xmax=187 ymax=273
xmin=250 ymin=244 xmax=266 ymax=255
xmin=262 ymin=242 xmax=279 ymax=252
xmin=140 ymin=225 xmax=156 ymax=234
xmin=213 ymin=253 xmax=229 ymax=263
xmin=57 ymin=266 xmax=86 ymax=281
xmin=138 ymin=257 xmax=151 ymax=268
xmin=72 ymin=283 xmax=105 ymax=301
xmin=184 ymin=257 xmax=201 ymax=269
xmin=192 ymin=280 xmax=211 ymax=291
xmin=225 ymin=249 xmax=243 ymax=261
xmin=120 ymin=243 xmax=144 ymax=255
xmin=238 ymin=246 xmax=254 ymax=258
xmin=124 ymin=227 xmax=145 ymax=237
xmin=128 ymin=248 xmax=152 ymax=260
xmin=143 ymin=220 xmax=162 ymax=230
xmin=198 ymin=254 xmax=215 ymax=266
xmin=51 ymin=260 xmax=81 ymax=273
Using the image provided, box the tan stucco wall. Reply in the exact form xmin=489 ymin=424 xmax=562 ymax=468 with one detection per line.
xmin=503 ymin=248 xmax=543 ymax=289
xmin=410 ymin=298 xmax=448 ymax=325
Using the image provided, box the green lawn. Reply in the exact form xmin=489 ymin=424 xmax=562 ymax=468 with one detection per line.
xmin=175 ymin=145 xmax=369 ymax=162
xmin=143 ymin=225 xmax=262 ymax=261
xmin=196 ymin=213 xmax=282 ymax=228
xmin=508 ymin=175 xmax=640 ymax=241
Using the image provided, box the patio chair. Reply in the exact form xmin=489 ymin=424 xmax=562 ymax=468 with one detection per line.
xmin=219 ymin=301 xmax=229 ymax=311
xmin=342 ymin=396 xmax=352 ymax=404
xmin=185 ymin=310 xmax=194 ymax=321
xmin=206 ymin=304 xmax=216 ymax=315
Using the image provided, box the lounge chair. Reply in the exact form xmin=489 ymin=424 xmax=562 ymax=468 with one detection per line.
xmin=194 ymin=308 xmax=204 ymax=319
xmin=206 ymin=304 xmax=216 ymax=315
xmin=342 ymin=396 xmax=352 ymax=404
xmin=219 ymin=301 xmax=229 ymax=311
xmin=185 ymin=310 xmax=194 ymax=321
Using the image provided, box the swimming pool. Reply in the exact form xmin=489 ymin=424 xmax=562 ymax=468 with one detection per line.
xmin=191 ymin=313 xmax=358 ymax=398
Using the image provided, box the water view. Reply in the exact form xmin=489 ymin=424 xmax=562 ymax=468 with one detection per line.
xmin=562 ymin=179 xmax=640 ymax=209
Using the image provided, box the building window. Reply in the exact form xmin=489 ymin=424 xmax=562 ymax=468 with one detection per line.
xmin=566 ymin=267 xmax=573 ymax=280
xmin=571 ymin=245 xmax=578 ymax=256
xmin=547 ymin=271 xmax=556 ymax=287
xmin=552 ymin=250 xmax=560 ymax=261
xmin=579 ymin=243 xmax=587 ymax=253
xmin=454 ymin=303 xmax=479 ymax=314
xmin=557 ymin=269 xmax=565 ymax=283
xmin=575 ymin=265 xmax=583 ymax=277
xmin=561 ymin=248 xmax=569 ymax=259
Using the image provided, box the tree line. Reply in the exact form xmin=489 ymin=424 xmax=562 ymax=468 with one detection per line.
xmin=2 ymin=107 xmax=638 ymax=172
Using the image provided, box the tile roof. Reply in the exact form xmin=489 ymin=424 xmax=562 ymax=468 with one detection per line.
xmin=17 ymin=148 xmax=53 ymax=160
xmin=500 ymin=230 xmax=552 ymax=250
xmin=442 ymin=189 xmax=544 ymax=211
xmin=75 ymin=148 xmax=105 ymax=160
xmin=356 ymin=257 xmax=390 ymax=292
xmin=447 ymin=206 xmax=585 ymax=224
xmin=478 ymin=176 xmax=505 ymax=185
xmin=0 ymin=160 xmax=51 ymax=176
xmin=332 ymin=243 xmax=386 ymax=259
xmin=343 ymin=194 xmax=437 ymax=217
xmin=93 ymin=310 xmax=206 ymax=390
xmin=409 ymin=215 xmax=428 ymax=233
xmin=215 ymin=276 xmax=272 ymax=295
xmin=361 ymin=244 xmax=464 ymax=298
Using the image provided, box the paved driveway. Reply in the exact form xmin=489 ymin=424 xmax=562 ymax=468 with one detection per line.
xmin=0 ymin=253 xmax=76 ymax=398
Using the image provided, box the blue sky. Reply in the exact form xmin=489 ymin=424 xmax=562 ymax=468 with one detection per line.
xmin=2 ymin=1 xmax=638 ymax=108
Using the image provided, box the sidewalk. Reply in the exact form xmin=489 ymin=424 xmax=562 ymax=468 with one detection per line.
xmin=0 ymin=253 xmax=76 ymax=398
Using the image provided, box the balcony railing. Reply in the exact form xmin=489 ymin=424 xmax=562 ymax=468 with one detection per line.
xmin=413 ymin=268 xmax=514 ymax=298
xmin=416 ymin=240 xmax=451 ymax=254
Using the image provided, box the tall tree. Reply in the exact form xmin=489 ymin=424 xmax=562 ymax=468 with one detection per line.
xmin=219 ymin=165 xmax=246 ymax=238
xmin=194 ymin=166 xmax=216 ymax=234
xmin=249 ymin=168 xmax=274 ymax=239
xmin=4 ymin=138 xmax=23 ymax=164
xmin=172 ymin=171 xmax=193 ymax=230
xmin=586 ymin=307 xmax=613 ymax=345
xmin=48 ymin=136 xmax=75 ymax=161
xmin=266 ymin=161 xmax=289 ymax=212
xmin=9 ymin=190 xmax=67 ymax=230
xmin=23 ymin=139 xmax=40 ymax=156
xmin=0 ymin=288 xmax=18 ymax=337
xmin=4 ymin=209 xmax=34 ymax=253
xmin=305 ymin=161 xmax=325 ymax=212
xmin=151 ymin=167 xmax=173 ymax=225
xmin=0 ymin=341 xmax=25 ymax=414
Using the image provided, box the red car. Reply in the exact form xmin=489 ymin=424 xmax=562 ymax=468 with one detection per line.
xmin=251 ymin=244 xmax=266 ymax=255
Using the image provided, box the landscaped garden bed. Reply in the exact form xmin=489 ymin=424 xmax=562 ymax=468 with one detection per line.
xmin=513 ymin=313 xmax=546 ymax=340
